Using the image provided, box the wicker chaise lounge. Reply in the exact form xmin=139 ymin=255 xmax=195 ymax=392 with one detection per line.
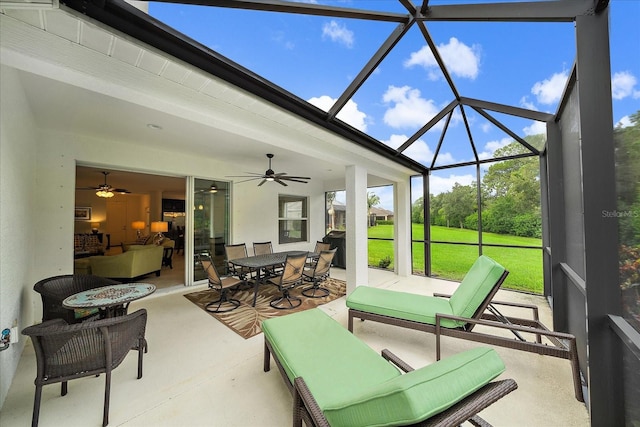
xmin=262 ymin=308 xmax=517 ymax=427
xmin=346 ymin=255 xmax=583 ymax=402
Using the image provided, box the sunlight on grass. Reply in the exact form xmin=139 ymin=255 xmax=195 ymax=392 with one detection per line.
xmin=369 ymin=224 xmax=543 ymax=294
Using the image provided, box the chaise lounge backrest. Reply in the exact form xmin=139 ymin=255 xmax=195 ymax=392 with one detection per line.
xmin=448 ymin=255 xmax=508 ymax=327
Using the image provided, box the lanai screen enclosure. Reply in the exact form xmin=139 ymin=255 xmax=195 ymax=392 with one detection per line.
xmin=2 ymin=0 xmax=636 ymax=423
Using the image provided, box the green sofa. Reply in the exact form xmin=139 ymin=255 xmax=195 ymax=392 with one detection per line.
xmin=262 ymin=308 xmax=516 ymax=426
xmin=87 ymin=244 xmax=163 ymax=281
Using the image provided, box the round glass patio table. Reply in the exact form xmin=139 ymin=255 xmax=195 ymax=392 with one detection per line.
xmin=63 ymin=283 xmax=156 ymax=318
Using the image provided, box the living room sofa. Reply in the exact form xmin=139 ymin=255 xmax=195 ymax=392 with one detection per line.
xmin=83 ymin=244 xmax=163 ymax=281
xmin=262 ymin=308 xmax=516 ymax=426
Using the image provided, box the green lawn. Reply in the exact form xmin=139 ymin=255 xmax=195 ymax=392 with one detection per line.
xmin=368 ymin=224 xmax=543 ymax=294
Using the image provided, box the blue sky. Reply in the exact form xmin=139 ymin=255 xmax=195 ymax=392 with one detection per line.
xmin=149 ymin=0 xmax=639 ymax=210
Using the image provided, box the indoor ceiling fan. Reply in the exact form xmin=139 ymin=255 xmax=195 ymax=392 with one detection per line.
xmin=76 ymin=171 xmax=131 ymax=198
xmin=226 ymin=154 xmax=311 ymax=186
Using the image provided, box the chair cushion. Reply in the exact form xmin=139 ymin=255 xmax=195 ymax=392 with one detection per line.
xmin=322 ymin=347 xmax=506 ymax=427
xmin=346 ymin=286 xmax=458 ymax=328
xmin=448 ymin=255 xmax=505 ymax=321
xmin=262 ymin=309 xmax=401 ymax=409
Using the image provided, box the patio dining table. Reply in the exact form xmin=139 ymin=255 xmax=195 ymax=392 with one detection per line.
xmin=230 ymin=250 xmax=316 ymax=306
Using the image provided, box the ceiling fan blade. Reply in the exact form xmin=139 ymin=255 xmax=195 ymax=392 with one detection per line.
xmin=235 ymin=177 xmax=264 ymax=184
xmin=275 ymin=178 xmax=288 ymax=186
xmin=281 ymin=178 xmax=309 ymax=184
xmin=114 ymin=189 xmax=131 ymax=194
xmin=257 ymin=179 xmax=267 ymax=186
xmin=282 ymin=175 xmax=311 ymax=180
xmin=76 ymin=186 xmax=100 ymax=190
xmin=225 ymin=172 xmax=266 ymax=177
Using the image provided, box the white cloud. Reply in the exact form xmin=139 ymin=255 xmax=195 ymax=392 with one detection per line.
xmin=523 ymin=120 xmax=546 ymax=136
xmin=404 ymin=38 xmax=480 ymax=80
xmin=616 ymin=115 xmax=633 ymax=128
xmin=611 ymin=71 xmax=640 ymax=100
xmin=481 ymin=122 xmax=492 ymax=133
xmin=429 ymin=174 xmax=475 ymax=195
xmin=382 ymin=86 xmax=440 ymax=128
xmin=307 ymin=95 xmax=368 ymax=132
xmin=383 ymin=134 xmax=455 ymax=166
xmin=531 ymin=71 xmax=569 ymax=105
xmin=322 ymin=21 xmax=354 ymax=48
xmin=478 ymin=137 xmax=512 ymax=160
xmin=519 ymin=96 xmax=538 ymax=111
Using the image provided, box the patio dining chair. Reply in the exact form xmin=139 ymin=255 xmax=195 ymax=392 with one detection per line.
xmin=253 ymin=241 xmax=282 ymax=277
xmin=347 ymin=255 xmax=584 ymax=402
xmin=22 ymin=309 xmax=148 ymax=427
xmin=200 ymin=256 xmax=242 ymax=313
xmin=267 ymin=252 xmax=308 ymax=309
xmin=224 ymin=243 xmax=253 ymax=281
xmin=301 ymin=248 xmax=337 ymax=298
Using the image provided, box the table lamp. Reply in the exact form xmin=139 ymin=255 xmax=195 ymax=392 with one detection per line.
xmin=150 ymin=221 xmax=168 ymax=244
xmin=131 ymin=221 xmax=146 ymax=238
xmin=91 ymin=222 xmax=100 ymax=234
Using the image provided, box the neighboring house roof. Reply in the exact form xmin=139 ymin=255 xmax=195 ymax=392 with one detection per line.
xmin=371 ymin=207 xmax=394 ymax=217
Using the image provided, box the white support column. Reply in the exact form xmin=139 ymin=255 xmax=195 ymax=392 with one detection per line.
xmin=345 ymin=164 xmax=367 ymax=294
xmin=394 ymin=179 xmax=412 ymax=277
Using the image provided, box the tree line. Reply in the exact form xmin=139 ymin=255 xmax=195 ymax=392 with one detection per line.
xmin=412 ymin=113 xmax=640 ymax=242
xmin=412 ymin=134 xmax=545 ymax=238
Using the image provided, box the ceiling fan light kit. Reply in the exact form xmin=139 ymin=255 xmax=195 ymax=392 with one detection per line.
xmin=226 ymin=154 xmax=311 ymax=186
xmin=77 ymin=171 xmax=131 ymax=198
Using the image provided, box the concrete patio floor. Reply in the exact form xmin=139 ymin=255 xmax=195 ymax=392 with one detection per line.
xmin=0 ymin=269 xmax=590 ymax=426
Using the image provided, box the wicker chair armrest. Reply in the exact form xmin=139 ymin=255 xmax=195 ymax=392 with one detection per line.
xmin=293 ymin=377 xmax=330 ymax=427
xmin=381 ymin=349 xmax=415 ymax=373
xmin=435 ymin=313 xmax=574 ymax=340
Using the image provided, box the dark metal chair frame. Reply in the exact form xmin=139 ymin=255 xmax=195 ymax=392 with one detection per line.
xmin=200 ymin=255 xmax=242 ymax=313
xmin=301 ymin=248 xmax=337 ymax=298
xmin=22 ymin=309 xmax=148 ymax=427
xmin=34 ymin=275 xmax=121 ymax=324
xmin=348 ymin=269 xmax=584 ymax=402
xmin=267 ymin=252 xmax=308 ymax=309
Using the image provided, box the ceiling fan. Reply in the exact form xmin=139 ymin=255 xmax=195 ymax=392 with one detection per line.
xmin=195 ymin=182 xmax=222 ymax=193
xmin=226 ymin=154 xmax=311 ymax=186
xmin=76 ymin=171 xmax=131 ymax=198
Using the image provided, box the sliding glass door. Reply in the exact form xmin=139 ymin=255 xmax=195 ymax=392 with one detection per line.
xmin=192 ymin=178 xmax=230 ymax=282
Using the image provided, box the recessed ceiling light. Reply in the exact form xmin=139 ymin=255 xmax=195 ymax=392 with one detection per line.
xmin=147 ymin=123 xmax=162 ymax=130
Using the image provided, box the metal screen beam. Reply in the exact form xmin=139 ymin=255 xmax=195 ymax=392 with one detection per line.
xmin=422 ymin=0 xmax=597 ymax=22
xmin=154 ymin=0 xmax=408 ymax=22
xmin=329 ymin=19 xmax=414 ymax=120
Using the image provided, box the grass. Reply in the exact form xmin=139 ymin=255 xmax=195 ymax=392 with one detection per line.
xmin=368 ymin=224 xmax=543 ymax=294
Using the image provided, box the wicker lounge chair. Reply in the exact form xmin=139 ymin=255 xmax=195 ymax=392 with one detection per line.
xmin=22 ymin=309 xmax=148 ymax=427
xmin=263 ymin=308 xmax=517 ymax=427
xmin=347 ymin=255 xmax=583 ymax=402
xmin=34 ymin=274 xmax=121 ymax=324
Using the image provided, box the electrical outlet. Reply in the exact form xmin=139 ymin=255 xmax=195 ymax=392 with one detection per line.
xmin=10 ymin=326 xmax=18 ymax=344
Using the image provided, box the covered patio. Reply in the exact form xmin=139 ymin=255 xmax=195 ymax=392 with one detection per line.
xmin=1 ymin=0 xmax=636 ymax=425
xmin=1 ymin=269 xmax=589 ymax=426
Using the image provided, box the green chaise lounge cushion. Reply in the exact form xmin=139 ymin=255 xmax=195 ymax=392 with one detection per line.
xmin=346 ymin=255 xmax=506 ymax=328
xmin=263 ymin=309 xmax=402 ymax=409
xmin=322 ymin=346 xmax=505 ymax=427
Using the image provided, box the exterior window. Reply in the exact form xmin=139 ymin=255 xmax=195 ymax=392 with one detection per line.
xmin=279 ymin=195 xmax=308 ymax=244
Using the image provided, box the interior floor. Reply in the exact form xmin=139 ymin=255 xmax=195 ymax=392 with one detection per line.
xmin=1 ymin=269 xmax=589 ymax=426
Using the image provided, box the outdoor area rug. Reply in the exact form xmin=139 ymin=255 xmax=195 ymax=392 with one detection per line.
xmin=184 ymin=278 xmax=346 ymax=339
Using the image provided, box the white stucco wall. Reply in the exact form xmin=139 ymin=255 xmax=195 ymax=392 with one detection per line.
xmin=0 ymin=65 xmax=38 ymax=408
